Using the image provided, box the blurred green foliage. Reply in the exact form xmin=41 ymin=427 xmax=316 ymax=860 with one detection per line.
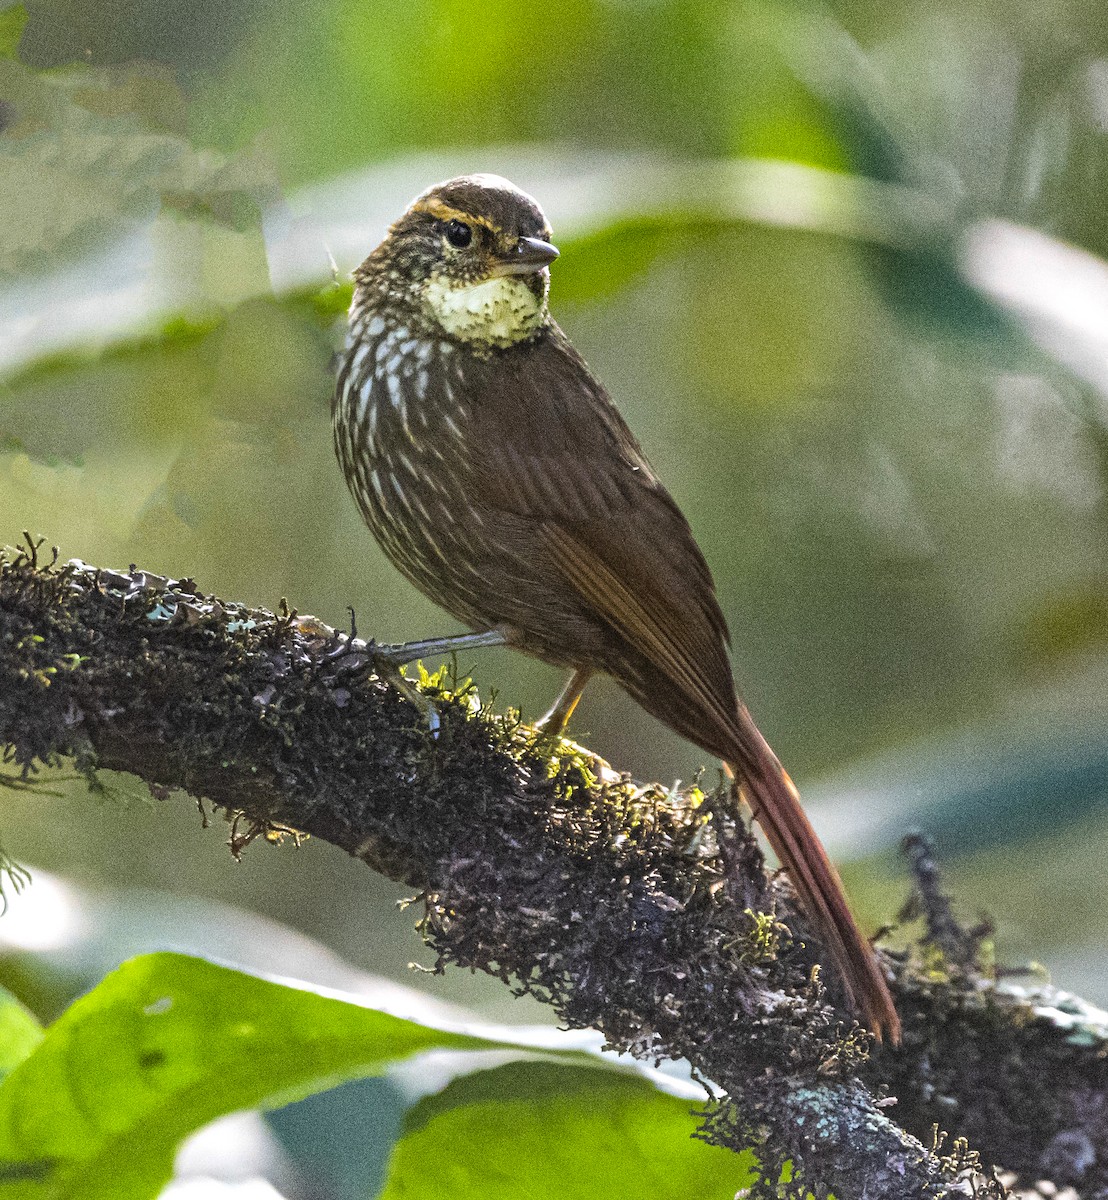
xmin=0 ymin=952 xmax=754 ymax=1200
xmin=2 ymin=0 xmax=1108 ymax=1190
xmin=378 ymin=1061 xmax=757 ymax=1199
xmin=0 ymin=983 xmax=41 ymax=1082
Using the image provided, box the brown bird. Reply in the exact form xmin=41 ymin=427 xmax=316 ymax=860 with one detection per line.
xmin=333 ymin=173 xmax=900 ymax=1043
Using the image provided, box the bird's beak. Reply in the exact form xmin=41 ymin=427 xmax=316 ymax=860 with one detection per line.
xmin=491 ymin=236 xmax=560 ymax=277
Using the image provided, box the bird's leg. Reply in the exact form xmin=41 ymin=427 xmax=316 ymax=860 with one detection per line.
xmin=531 ymin=668 xmax=621 ymax=784
xmin=371 ymin=627 xmax=509 ymax=666
xmin=534 ymin=667 xmax=593 ymax=736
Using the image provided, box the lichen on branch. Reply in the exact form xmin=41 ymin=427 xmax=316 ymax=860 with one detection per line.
xmin=1 ymin=540 xmax=1105 ymax=1199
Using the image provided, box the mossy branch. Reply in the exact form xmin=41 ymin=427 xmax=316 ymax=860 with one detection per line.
xmin=1 ymin=543 xmax=1106 ymax=1199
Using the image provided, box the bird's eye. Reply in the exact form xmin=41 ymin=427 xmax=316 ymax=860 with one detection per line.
xmin=442 ymin=219 xmax=472 ymax=249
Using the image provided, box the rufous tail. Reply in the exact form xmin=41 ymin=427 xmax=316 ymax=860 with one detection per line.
xmin=726 ymin=725 xmax=902 ymax=1045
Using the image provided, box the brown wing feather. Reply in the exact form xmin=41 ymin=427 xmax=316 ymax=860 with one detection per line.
xmin=538 ymin=516 xmax=741 ymax=758
xmin=470 ymin=324 xmax=738 ymax=753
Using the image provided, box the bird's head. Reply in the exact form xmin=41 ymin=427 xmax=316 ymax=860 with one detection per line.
xmin=358 ymin=174 xmax=559 ymax=350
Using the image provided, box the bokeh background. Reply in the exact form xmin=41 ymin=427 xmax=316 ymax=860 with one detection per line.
xmin=2 ymin=0 xmax=1108 ymax=1192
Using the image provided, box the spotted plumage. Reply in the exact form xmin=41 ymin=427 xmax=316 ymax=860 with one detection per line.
xmin=333 ymin=173 xmax=900 ymax=1043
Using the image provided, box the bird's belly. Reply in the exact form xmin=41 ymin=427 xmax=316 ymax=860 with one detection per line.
xmin=344 ymin=444 xmax=490 ymax=624
xmin=334 ymin=381 xmax=507 ymax=634
xmin=339 ymin=443 xmax=602 ymax=667
xmin=334 ymin=337 xmax=614 ymax=666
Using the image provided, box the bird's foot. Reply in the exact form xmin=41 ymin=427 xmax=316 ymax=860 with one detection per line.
xmin=302 ymin=626 xmax=442 ymax=736
xmin=375 ymin=658 xmax=442 ymax=737
xmin=311 ymin=623 xmax=511 ymax=738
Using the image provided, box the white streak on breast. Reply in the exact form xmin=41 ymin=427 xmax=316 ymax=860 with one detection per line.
xmin=366 ymin=398 xmax=378 ymax=443
xmin=386 ymin=371 xmax=403 ymax=408
xmin=370 ymin=469 xmax=386 ymax=505
xmin=391 ymin=477 xmax=409 ymax=510
xmin=355 ymin=375 xmax=372 ymax=422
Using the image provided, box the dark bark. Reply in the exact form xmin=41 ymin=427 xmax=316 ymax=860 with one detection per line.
xmin=2 ymin=542 xmax=1106 ymax=1199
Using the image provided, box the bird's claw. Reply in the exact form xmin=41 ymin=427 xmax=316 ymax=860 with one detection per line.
xmin=390 ymin=669 xmax=442 ymax=738
xmin=315 ymin=632 xmax=439 ymax=734
xmin=365 ymin=648 xmax=442 ymax=738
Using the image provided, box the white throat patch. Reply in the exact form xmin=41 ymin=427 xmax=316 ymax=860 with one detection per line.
xmin=422 ymin=274 xmax=545 ymax=349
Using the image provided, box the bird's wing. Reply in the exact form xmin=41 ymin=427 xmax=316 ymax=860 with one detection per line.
xmin=469 ymin=326 xmax=740 ymax=750
xmin=467 ymin=328 xmax=902 ymax=1039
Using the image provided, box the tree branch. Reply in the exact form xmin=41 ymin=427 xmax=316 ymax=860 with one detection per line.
xmin=2 ymin=543 xmax=1106 ymax=1198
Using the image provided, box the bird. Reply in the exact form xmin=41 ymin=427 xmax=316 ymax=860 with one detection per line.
xmin=332 ymin=172 xmax=901 ymax=1043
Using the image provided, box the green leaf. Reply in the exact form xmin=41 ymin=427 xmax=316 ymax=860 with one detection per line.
xmin=0 ymin=984 xmax=42 ymax=1082
xmin=0 ymin=952 xmax=509 ymax=1200
xmin=378 ymin=1061 xmax=757 ymax=1200
xmin=301 ymin=279 xmax=354 ymax=322
xmin=0 ymin=7 xmax=27 ymax=61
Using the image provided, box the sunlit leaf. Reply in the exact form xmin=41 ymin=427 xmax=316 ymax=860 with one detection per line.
xmin=0 ymin=952 xmax=724 ymax=1200
xmin=0 ymin=985 xmax=42 ymax=1083
xmin=0 ymin=953 xmax=509 ymax=1200
xmin=378 ymin=1060 xmax=756 ymax=1200
xmin=0 ymin=6 xmax=27 ymax=61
